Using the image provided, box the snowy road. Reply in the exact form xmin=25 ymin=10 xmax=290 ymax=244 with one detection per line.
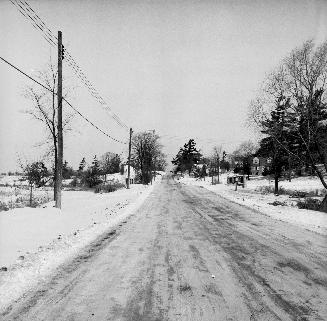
xmin=2 ymin=177 xmax=327 ymax=321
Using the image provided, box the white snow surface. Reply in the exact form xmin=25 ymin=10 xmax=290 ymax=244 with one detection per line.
xmin=0 ymin=180 xmax=158 ymax=310
xmin=179 ymin=174 xmax=327 ymax=236
xmin=0 ymin=175 xmax=28 ymax=186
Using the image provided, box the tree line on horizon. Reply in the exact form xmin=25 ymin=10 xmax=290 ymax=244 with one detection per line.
xmin=16 ymin=129 xmax=168 ymax=206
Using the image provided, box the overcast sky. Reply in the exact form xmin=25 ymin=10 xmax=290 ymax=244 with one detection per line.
xmin=1 ymin=0 xmax=327 ymax=172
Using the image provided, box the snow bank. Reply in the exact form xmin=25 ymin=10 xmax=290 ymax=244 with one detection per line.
xmin=179 ymin=175 xmax=327 ymax=235
xmin=245 ymin=175 xmax=326 ymax=194
xmin=0 ymin=181 xmax=158 ymax=311
xmin=104 ymin=173 xmax=126 ymax=184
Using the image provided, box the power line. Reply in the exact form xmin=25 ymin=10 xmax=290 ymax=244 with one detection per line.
xmin=10 ymin=0 xmax=129 ymax=131
xmin=160 ymin=133 xmax=244 ymax=145
xmin=62 ymin=98 xmax=127 ymax=144
xmin=18 ymin=0 xmax=129 ymax=130
xmin=0 ymin=56 xmax=52 ymax=92
xmin=10 ymin=0 xmax=57 ymax=47
xmin=0 ymin=55 xmax=127 ymax=145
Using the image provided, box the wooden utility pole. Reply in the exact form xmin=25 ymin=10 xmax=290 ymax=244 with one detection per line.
xmin=288 ymin=153 xmax=292 ymax=182
xmin=55 ymin=31 xmax=63 ymax=208
xmin=217 ymin=156 xmax=220 ymax=184
xmin=127 ymin=128 xmax=133 ymax=189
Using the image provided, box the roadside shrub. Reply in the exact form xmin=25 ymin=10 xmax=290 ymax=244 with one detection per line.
xmin=262 ymin=167 xmax=271 ymax=176
xmin=0 ymin=190 xmax=7 ymax=197
xmin=81 ymin=169 xmax=103 ymax=188
xmin=0 ymin=201 xmax=9 ymax=212
xmin=69 ymin=177 xmax=78 ymax=187
xmin=285 ymin=189 xmax=325 ymax=198
xmin=268 ymin=200 xmax=288 ymax=206
xmin=297 ymin=198 xmax=321 ymax=211
xmin=15 ymin=196 xmax=24 ymax=204
xmin=1 ymin=193 xmax=51 ymax=210
xmin=256 ymin=185 xmax=326 ymax=198
xmin=289 ymin=191 xmax=307 ymax=198
xmin=256 ymin=186 xmax=286 ymax=195
xmin=33 ymin=194 xmax=52 ymax=206
xmin=304 ymin=189 xmax=326 ymax=197
xmin=94 ymin=181 xmax=125 ymax=193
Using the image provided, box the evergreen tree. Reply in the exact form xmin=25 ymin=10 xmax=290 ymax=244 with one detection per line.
xmin=220 ymin=160 xmax=230 ymax=172
xmin=81 ymin=156 xmax=103 ymax=188
xmin=78 ymin=157 xmax=86 ymax=172
xmin=91 ymin=155 xmax=100 ymax=175
xmin=259 ymin=95 xmax=291 ymax=194
xmin=200 ymin=164 xmax=207 ymax=178
xmin=248 ymin=40 xmax=327 ymax=211
xmin=62 ymin=160 xmax=74 ymax=179
xmin=172 ymin=139 xmax=202 ymax=174
xmin=242 ymin=158 xmax=251 ymax=178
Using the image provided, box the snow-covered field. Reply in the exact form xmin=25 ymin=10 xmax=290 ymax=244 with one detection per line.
xmin=0 ymin=175 xmax=80 ymax=210
xmin=0 ymin=175 xmax=28 ymax=186
xmin=0 ymin=173 xmax=133 ymax=211
xmin=179 ymin=174 xmax=327 ymax=236
xmin=0 ymin=179 xmax=159 ymax=311
xmin=246 ymin=175 xmax=326 ymax=195
xmin=0 ymin=185 xmax=52 ymax=210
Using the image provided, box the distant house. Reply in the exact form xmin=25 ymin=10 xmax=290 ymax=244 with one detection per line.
xmin=190 ymin=163 xmax=211 ymax=178
xmin=122 ymin=163 xmax=135 ymax=184
xmin=194 ymin=163 xmax=209 ymax=174
xmin=250 ymin=157 xmax=272 ymax=175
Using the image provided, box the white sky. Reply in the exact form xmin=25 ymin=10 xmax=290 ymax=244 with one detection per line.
xmin=1 ymin=0 xmax=327 ymax=172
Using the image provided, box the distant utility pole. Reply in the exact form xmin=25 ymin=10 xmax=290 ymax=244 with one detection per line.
xmin=127 ymin=128 xmax=133 ymax=189
xmin=55 ymin=30 xmax=63 ymax=208
xmin=217 ymin=156 xmax=220 ymax=184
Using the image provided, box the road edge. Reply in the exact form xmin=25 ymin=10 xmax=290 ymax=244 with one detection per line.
xmin=0 ymin=181 xmax=159 ymax=313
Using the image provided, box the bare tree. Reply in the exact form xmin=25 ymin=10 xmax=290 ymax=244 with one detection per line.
xmin=210 ymin=146 xmax=222 ymax=184
xmin=23 ymin=161 xmax=49 ymax=207
xmin=131 ymin=131 xmax=165 ymax=184
xmin=248 ymin=39 xmax=327 ymax=210
xmin=233 ymin=141 xmax=257 ymax=158
xmin=230 ymin=141 xmax=257 ymax=179
xmin=100 ymin=152 xmax=121 ymax=178
xmin=285 ymin=40 xmax=327 ymax=184
xmin=23 ymin=60 xmax=74 ymax=201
